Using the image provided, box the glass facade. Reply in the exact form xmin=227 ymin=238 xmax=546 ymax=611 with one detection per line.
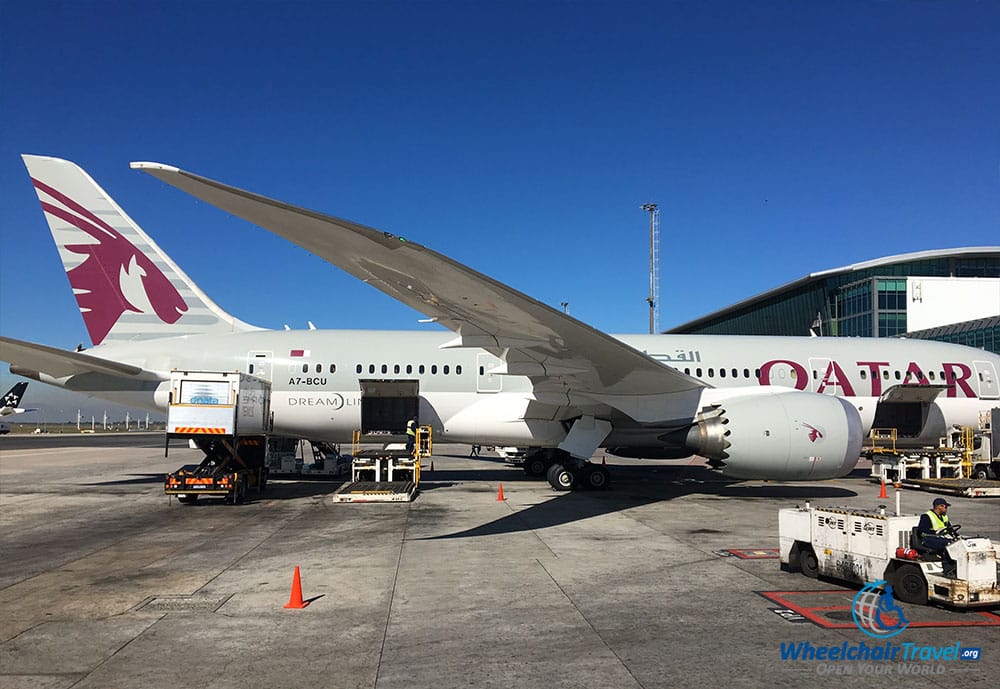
xmin=905 ymin=317 xmax=1000 ymax=353
xmin=668 ymin=253 xmax=1000 ymax=354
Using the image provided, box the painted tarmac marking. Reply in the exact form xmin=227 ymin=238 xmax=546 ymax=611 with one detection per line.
xmin=758 ymin=590 xmax=1000 ymax=629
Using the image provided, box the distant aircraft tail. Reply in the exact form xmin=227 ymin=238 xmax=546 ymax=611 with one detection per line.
xmin=0 ymin=381 xmax=30 ymax=416
xmin=21 ymin=155 xmax=260 ymax=346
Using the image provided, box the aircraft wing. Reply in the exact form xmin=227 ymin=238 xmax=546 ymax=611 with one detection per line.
xmin=0 ymin=336 xmax=163 ymax=381
xmin=133 ymin=162 xmax=706 ymax=416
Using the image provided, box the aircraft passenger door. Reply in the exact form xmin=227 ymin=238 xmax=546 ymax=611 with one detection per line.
xmin=808 ymin=358 xmax=836 ymax=394
xmin=247 ymin=351 xmax=273 ymax=381
xmin=477 ymin=353 xmax=502 ymax=393
xmin=974 ymin=361 xmax=999 ymax=399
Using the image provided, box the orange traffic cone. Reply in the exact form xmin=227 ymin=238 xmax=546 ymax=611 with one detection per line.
xmin=497 ymin=483 xmax=505 ymax=501
xmin=878 ymin=481 xmax=888 ymax=499
xmin=284 ymin=566 xmax=307 ymax=609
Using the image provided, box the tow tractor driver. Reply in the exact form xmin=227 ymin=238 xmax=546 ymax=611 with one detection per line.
xmin=917 ymin=498 xmax=958 ymax=574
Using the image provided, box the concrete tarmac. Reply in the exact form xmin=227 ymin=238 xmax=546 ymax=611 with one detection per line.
xmin=1 ymin=438 xmax=997 ymax=688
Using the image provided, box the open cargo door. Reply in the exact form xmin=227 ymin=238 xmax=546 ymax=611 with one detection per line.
xmin=360 ymin=380 xmax=419 ymax=434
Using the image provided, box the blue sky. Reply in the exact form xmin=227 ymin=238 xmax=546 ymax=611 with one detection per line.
xmin=1 ymin=0 xmax=998 ymax=418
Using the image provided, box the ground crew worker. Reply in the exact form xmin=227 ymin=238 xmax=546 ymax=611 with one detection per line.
xmin=405 ymin=418 xmax=416 ymax=456
xmin=917 ymin=497 xmax=957 ymax=573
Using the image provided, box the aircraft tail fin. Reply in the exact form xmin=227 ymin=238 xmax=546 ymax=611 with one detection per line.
xmin=0 ymin=381 xmax=29 ymax=415
xmin=21 ymin=155 xmax=261 ymax=346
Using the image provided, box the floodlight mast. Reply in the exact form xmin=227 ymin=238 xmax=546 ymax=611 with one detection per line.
xmin=641 ymin=203 xmax=660 ymax=334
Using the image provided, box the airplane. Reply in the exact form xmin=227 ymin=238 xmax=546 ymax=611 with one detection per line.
xmin=1 ymin=155 xmax=998 ymax=491
xmin=0 ymin=381 xmax=36 ymax=416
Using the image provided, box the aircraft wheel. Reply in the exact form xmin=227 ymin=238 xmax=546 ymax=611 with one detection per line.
xmin=547 ymin=463 xmax=577 ymax=491
xmin=524 ymin=455 xmax=549 ymax=477
xmin=582 ymin=464 xmax=610 ymax=490
xmin=800 ymin=546 xmax=819 ymax=579
xmin=891 ymin=564 xmax=928 ymax=605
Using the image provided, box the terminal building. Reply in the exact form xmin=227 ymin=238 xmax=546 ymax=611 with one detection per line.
xmin=667 ymin=248 xmax=1000 ymax=354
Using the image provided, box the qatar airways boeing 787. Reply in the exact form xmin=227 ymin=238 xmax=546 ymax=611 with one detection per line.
xmin=2 ymin=155 xmax=997 ymax=490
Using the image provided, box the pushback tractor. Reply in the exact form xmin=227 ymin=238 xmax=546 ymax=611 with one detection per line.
xmin=164 ymin=370 xmax=272 ymax=504
xmin=779 ymin=504 xmax=1000 ymax=608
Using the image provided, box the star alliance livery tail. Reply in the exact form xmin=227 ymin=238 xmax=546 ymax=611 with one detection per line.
xmin=21 ymin=155 xmax=259 ymax=345
xmin=0 ymin=381 xmax=35 ymax=416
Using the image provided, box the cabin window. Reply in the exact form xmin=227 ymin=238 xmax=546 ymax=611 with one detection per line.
xmin=356 ymin=364 xmax=363 ymax=374
xmin=479 ymin=366 xmax=484 ymax=375
xmin=743 ymin=368 xmax=750 ymax=378
xmin=381 ymin=364 xmax=388 ymax=374
xmin=249 ymin=364 xmax=255 ymax=374
xmin=732 ymin=368 xmax=738 ymax=378
xmin=302 ymin=364 xmax=308 ymax=373
xmin=719 ymin=368 xmax=726 ymax=378
xmin=431 ymin=365 xmax=438 ymax=374
xmin=315 ymin=364 xmax=322 ymax=373
xmin=696 ymin=368 xmax=703 ymax=377
xmin=419 ymin=365 xmax=425 ymax=374
xmin=394 ymin=364 xmax=400 ymax=374
xmin=928 ymin=371 xmax=936 ymax=381
xmin=883 ymin=370 xmax=889 ymax=379
xmin=894 ymin=370 xmax=900 ymax=380
xmin=754 ymin=368 xmax=761 ymax=379
xmin=812 ymin=370 xmax=818 ymax=380
xmin=368 ymin=364 xmax=375 ymax=374
xmin=860 ymin=370 xmax=868 ymax=380
xmin=684 ymin=368 xmax=691 ymax=375
xmin=406 ymin=365 xmax=413 ymax=374
xmin=456 ymin=365 xmax=463 ymax=375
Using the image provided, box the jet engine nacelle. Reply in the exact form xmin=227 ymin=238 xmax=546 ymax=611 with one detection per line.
xmin=680 ymin=391 xmax=863 ymax=480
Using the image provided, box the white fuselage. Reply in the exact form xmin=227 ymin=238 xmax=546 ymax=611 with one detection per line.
xmin=27 ymin=330 xmax=1000 ymax=449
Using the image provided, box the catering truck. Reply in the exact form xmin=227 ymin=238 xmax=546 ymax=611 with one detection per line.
xmin=164 ymin=370 xmax=271 ymax=504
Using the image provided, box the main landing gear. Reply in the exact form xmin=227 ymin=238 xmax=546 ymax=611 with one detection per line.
xmin=523 ymin=449 xmax=610 ymax=491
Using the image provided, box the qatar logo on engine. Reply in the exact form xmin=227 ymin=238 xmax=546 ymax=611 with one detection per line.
xmin=802 ymin=422 xmax=824 ymax=443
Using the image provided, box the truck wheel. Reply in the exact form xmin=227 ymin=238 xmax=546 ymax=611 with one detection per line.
xmin=177 ymin=495 xmax=198 ymax=505
xmin=891 ymin=564 xmax=928 ymax=605
xmin=800 ymin=547 xmax=819 ymax=578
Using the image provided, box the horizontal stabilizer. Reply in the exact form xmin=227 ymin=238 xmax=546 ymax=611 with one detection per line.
xmin=0 ymin=336 xmax=163 ymax=381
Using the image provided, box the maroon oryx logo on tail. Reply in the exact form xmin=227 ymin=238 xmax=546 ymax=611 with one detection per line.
xmin=33 ymin=178 xmax=187 ymax=344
